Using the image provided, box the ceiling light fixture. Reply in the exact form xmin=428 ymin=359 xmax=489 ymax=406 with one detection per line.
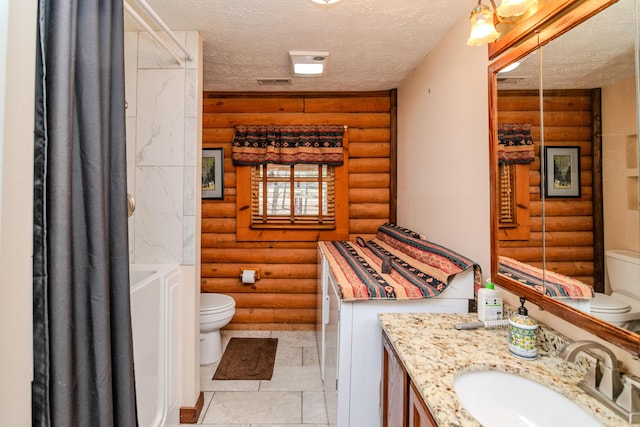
xmin=289 ymin=51 xmax=329 ymax=77
xmin=466 ymin=0 xmax=538 ymax=46
xmin=498 ymin=61 xmax=521 ymax=73
xmin=310 ymin=0 xmax=342 ymax=4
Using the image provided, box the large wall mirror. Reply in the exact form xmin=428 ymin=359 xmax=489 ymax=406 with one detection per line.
xmin=489 ymin=0 xmax=640 ymax=355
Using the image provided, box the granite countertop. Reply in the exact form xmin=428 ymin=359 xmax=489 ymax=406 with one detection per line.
xmin=379 ymin=312 xmax=630 ymax=427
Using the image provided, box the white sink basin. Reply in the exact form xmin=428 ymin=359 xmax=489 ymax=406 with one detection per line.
xmin=454 ymin=370 xmax=603 ymax=427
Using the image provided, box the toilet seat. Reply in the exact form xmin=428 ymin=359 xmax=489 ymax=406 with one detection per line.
xmin=200 ymin=293 xmax=235 ymax=315
xmin=589 ymin=293 xmax=631 ymax=314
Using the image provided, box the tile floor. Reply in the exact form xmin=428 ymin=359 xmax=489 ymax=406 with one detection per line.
xmin=182 ymin=330 xmax=329 ymax=427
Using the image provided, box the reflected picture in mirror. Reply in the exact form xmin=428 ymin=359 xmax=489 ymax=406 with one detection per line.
xmin=544 ymin=146 xmax=581 ymax=198
xmin=490 ymin=0 xmax=640 ymax=354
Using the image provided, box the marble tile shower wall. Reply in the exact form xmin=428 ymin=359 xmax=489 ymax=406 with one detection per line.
xmin=124 ymin=31 xmax=201 ymax=265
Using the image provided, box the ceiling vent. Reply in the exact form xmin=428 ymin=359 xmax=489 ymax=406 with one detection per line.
xmin=257 ymin=78 xmax=293 ymax=86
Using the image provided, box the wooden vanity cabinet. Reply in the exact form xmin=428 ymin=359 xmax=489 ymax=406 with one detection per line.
xmin=408 ymin=382 xmax=438 ymax=427
xmin=382 ymin=331 xmax=438 ymax=427
xmin=382 ymin=331 xmax=408 ymax=427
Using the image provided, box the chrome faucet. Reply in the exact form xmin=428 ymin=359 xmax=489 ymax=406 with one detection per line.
xmin=559 ymin=340 xmax=623 ymax=399
xmin=559 ymin=340 xmax=640 ymax=423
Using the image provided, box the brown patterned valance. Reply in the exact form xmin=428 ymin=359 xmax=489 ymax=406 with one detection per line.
xmin=231 ymin=124 xmax=345 ymax=166
xmin=498 ymin=123 xmax=535 ymax=164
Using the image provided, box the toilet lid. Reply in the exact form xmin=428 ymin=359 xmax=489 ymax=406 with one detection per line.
xmin=590 ymin=293 xmax=631 ymax=314
xmin=201 ymin=293 xmax=235 ymax=313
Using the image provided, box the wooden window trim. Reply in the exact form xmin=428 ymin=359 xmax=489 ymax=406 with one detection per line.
xmin=498 ymin=163 xmax=531 ymax=240
xmin=236 ymin=137 xmax=349 ymax=242
xmin=250 ymin=164 xmax=335 ymax=228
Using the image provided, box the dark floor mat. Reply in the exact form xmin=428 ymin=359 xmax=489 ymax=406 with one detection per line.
xmin=213 ymin=337 xmax=278 ymax=380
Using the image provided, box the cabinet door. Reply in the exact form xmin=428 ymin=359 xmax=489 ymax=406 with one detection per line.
xmin=408 ymin=382 xmax=438 ymax=427
xmin=382 ymin=331 xmax=407 ymax=427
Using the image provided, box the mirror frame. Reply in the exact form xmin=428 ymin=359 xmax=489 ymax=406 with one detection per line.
xmin=489 ymin=0 xmax=640 ymax=356
xmin=488 ymin=0 xmax=576 ymax=59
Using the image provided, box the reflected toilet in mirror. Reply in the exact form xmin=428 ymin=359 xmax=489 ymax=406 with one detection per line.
xmin=589 ymin=250 xmax=640 ymax=331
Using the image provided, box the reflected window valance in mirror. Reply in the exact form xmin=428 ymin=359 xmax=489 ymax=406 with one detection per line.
xmin=498 ymin=123 xmax=535 ymax=164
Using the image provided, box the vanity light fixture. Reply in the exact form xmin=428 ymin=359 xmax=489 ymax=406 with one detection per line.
xmin=497 ymin=0 xmax=537 ymax=18
xmin=466 ymin=0 xmax=538 ymax=46
xmin=289 ymin=51 xmax=329 ymax=77
xmin=467 ymin=3 xmax=501 ymax=46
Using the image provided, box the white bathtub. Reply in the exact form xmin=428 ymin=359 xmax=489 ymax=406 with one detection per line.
xmin=130 ymin=264 xmax=181 ymax=427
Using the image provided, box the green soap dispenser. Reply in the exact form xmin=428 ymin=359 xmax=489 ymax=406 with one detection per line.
xmin=508 ymin=297 xmax=538 ymax=360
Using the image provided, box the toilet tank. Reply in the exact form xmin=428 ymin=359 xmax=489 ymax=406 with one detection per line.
xmin=606 ymin=250 xmax=640 ymax=298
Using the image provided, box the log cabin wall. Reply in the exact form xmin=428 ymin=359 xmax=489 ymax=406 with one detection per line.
xmin=201 ymin=91 xmax=395 ymax=330
xmin=497 ymin=89 xmax=600 ymax=287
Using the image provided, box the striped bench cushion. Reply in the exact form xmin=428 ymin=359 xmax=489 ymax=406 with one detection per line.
xmin=498 ymin=256 xmax=594 ymax=299
xmin=319 ymin=223 xmax=482 ymax=301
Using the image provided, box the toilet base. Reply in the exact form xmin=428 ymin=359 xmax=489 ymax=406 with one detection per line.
xmin=200 ymin=329 xmax=222 ymax=365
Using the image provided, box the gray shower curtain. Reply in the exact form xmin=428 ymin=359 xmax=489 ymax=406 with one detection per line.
xmin=32 ymin=0 xmax=138 ymax=426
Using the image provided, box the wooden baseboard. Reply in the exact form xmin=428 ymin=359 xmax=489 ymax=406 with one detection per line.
xmin=179 ymin=392 xmax=204 ymax=424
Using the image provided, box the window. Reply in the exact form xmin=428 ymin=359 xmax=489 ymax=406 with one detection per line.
xmin=236 ymin=161 xmax=348 ymax=241
xmin=232 ymin=124 xmax=349 ymax=242
xmin=250 ymin=164 xmax=335 ymax=229
xmin=497 ymin=123 xmax=534 ymax=241
xmin=497 ymin=162 xmax=531 ymax=240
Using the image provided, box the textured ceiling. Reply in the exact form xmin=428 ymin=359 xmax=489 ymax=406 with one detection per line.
xmin=124 ymin=0 xmax=473 ymax=92
xmin=124 ymin=0 xmax=635 ymax=92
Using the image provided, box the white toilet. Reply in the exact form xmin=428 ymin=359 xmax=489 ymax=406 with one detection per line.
xmin=589 ymin=250 xmax=640 ymax=331
xmin=200 ymin=293 xmax=236 ymax=365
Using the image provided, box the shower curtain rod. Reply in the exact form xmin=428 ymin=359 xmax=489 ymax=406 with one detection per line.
xmin=133 ymin=0 xmax=193 ymax=61
xmin=123 ymin=0 xmax=193 ymax=65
